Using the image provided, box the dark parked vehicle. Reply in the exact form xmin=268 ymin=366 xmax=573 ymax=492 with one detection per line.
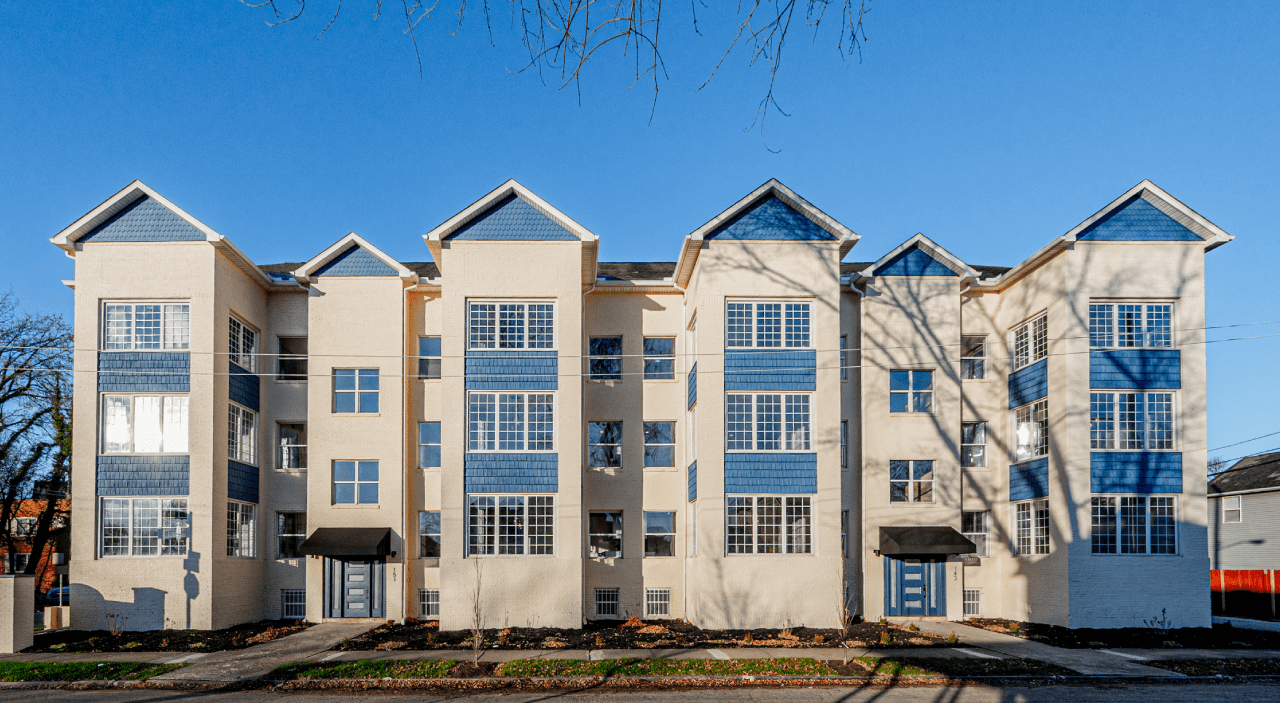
xmin=44 ymin=587 xmax=69 ymax=606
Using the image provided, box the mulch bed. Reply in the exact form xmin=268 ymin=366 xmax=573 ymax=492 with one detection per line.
xmin=29 ymin=619 xmax=310 ymax=653
xmin=339 ymin=617 xmax=955 ymax=651
xmin=969 ymin=618 xmax=1280 ymax=649
xmin=1143 ymin=658 xmax=1280 ymax=676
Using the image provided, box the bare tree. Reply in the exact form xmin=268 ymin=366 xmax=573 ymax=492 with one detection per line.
xmin=1207 ymin=455 xmax=1228 ymax=477
xmin=471 ymin=557 xmax=485 ymax=663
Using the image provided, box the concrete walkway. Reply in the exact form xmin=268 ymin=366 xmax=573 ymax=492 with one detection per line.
xmin=299 ymin=646 xmax=995 ymax=663
xmin=150 ymin=621 xmax=378 ymax=684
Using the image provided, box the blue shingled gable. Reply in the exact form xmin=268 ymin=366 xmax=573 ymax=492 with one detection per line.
xmin=705 ymin=197 xmax=835 ymax=241
xmin=315 ymin=245 xmax=399 ymax=276
xmin=79 ymin=196 xmax=204 ymax=242
xmin=1077 ymin=196 xmax=1201 ymax=242
xmin=449 ymin=195 xmax=578 ymax=241
xmin=873 ymin=244 xmax=958 ymax=277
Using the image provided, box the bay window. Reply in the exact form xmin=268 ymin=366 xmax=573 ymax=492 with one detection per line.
xmin=228 ymin=403 xmax=257 ymax=464
xmin=100 ymin=497 xmax=189 ymax=557
xmin=101 ymin=395 xmax=189 ymax=454
xmin=228 ymin=316 xmax=258 ymax=371
xmin=725 ymin=300 xmax=811 ymax=348
xmin=725 ymin=393 xmax=810 ymax=451
xmin=1089 ymin=302 xmax=1173 ymax=349
xmin=227 ymin=501 xmax=257 ymax=558
xmin=1013 ymin=399 xmax=1048 ymax=461
xmin=1015 ymin=499 xmax=1050 ymax=555
xmin=725 ymin=496 xmax=811 ymax=554
xmin=469 ymin=393 xmax=554 ymax=451
xmin=102 ymin=302 xmax=190 ymax=350
xmin=1012 ymin=314 xmax=1048 ymax=370
xmin=1090 ymin=392 xmax=1175 ymax=450
xmin=468 ymin=301 xmax=555 ymax=349
xmin=467 ymin=495 xmax=554 ymax=556
xmin=1091 ymin=496 xmax=1177 ymax=554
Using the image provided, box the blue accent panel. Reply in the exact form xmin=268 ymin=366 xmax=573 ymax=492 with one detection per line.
xmin=228 ymin=360 xmax=260 ymax=411
xmin=464 ymin=453 xmax=558 ymax=493
xmin=96 ymin=455 xmax=189 ymax=496
xmin=1089 ymin=350 xmax=1181 ymax=389
xmin=687 ymin=461 xmax=698 ymax=502
xmin=464 ymin=350 xmax=557 ymax=390
xmin=228 ymin=459 xmax=260 ymax=503
xmin=1091 ymin=452 xmax=1183 ymax=494
xmin=315 ymin=245 xmax=399 ymax=276
xmin=705 ymin=197 xmax=835 ymax=241
xmin=872 ymin=244 xmax=958 ymax=277
xmin=449 ymin=195 xmax=578 ymax=241
xmin=1007 ymin=358 xmax=1048 ymax=409
xmin=79 ymin=197 xmax=204 ymax=242
xmin=687 ymin=363 xmax=697 ymax=410
xmin=724 ymin=350 xmax=816 ymax=391
xmin=1010 ymin=458 xmax=1050 ymax=501
xmin=97 ymin=352 xmax=190 ymax=393
xmin=1076 ymin=196 xmax=1201 ymax=242
xmin=724 ymin=453 xmax=817 ymax=494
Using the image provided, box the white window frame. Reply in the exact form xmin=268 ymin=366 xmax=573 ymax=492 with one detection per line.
xmin=1222 ymin=495 xmax=1242 ymax=523
xmin=963 ymin=588 xmax=983 ymax=617
xmin=276 ymin=511 xmax=306 ymax=559
xmin=101 ymin=302 xmax=190 ymax=351
xmin=1089 ymin=301 xmax=1175 ymax=349
xmin=278 ymin=422 xmax=307 ymax=470
xmin=227 ymin=500 xmax=258 ymax=558
xmin=1014 ymin=499 xmax=1050 ymax=556
xmin=228 ymin=402 xmax=258 ymax=465
xmin=281 ymin=589 xmax=306 ymax=618
xmin=417 ymin=336 xmax=441 ymax=379
xmin=418 ymin=422 xmax=441 ymax=469
xmin=588 ymin=421 xmax=623 ymax=469
xmin=644 ymin=421 xmax=675 ymax=469
xmin=418 ymin=510 xmax=441 ymax=558
xmin=962 ymin=510 xmax=990 ymax=557
xmin=725 ymin=299 xmax=813 ymax=349
xmin=333 ymin=369 xmax=379 ymax=414
xmin=332 ymin=460 xmax=379 ymax=505
xmin=419 ymin=589 xmax=440 ymax=617
xmin=1012 ymin=314 xmax=1048 ymax=371
xmin=467 ymin=300 xmax=556 ymax=350
xmin=725 ymin=496 xmax=811 ymax=555
xmin=589 ymin=511 xmax=623 ymax=558
xmin=98 ymin=497 xmax=189 ymax=558
xmin=889 ymin=460 xmax=935 ymax=503
xmin=1089 ymin=391 xmax=1178 ymax=451
xmin=725 ymin=393 xmax=811 ymax=451
xmin=962 ymin=421 xmax=988 ymax=468
xmin=1013 ymin=399 xmax=1049 ymax=462
xmin=646 ymin=588 xmax=672 ymax=617
xmin=468 ymin=392 xmax=555 ymax=452
xmin=276 ymin=336 xmax=308 ymax=381
xmin=466 ymin=494 xmax=555 ymax=557
xmin=644 ymin=511 xmax=676 ymax=557
xmin=961 ymin=336 xmax=986 ymax=380
xmin=594 ymin=588 xmax=620 ymax=617
xmin=228 ymin=315 xmax=258 ymax=372
xmin=643 ymin=337 xmax=676 ymax=380
xmin=889 ymin=370 xmax=934 ymax=414
xmin=840 ymin=335 xmax=848 ymax=381
xmin=589 ymin=336 xmax=623 ymax=381
xmin=100 ymin=394 xmax=189 ymax=455
xmin=1090 ymin=495 xmax=1179 ymax=555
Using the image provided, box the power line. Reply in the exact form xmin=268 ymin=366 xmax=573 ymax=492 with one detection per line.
xmin=1208 ymin=430 xmax=1280 ymax=454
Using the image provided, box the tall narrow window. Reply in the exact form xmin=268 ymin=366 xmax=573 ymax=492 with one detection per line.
xmin=643 ymin=338 xmax=675 ymax=380
xmin=277 ymin=337 xmax=308 ymax=381
xmin=419 ymin=422 xmax=441 ymax=468
xmin=889 ymin=460 xmax=934 ymax=503
xmin=1015 ymin=499 xmax=1050 ymax=556
xmin=889 ymin=370 xmax=933 ymax=413
xmin=725 ymin=301 xmax=812 ymax=348
xmin=418 ymin=337 xmax=441 ymax=379
xmin=962 ymin=422 xmax=987 ymax=468
xmin=419 ymin=511 xmax=441 ymax=558
xmin=589 ymin=337 xmax=623 ymax=380
xmin=589 ymin=512 xmax=623 ymax=558
xmin=962 ymin=511 xmax=989 ymax=557
xmin=589 ymin=422 xmax=623 ymax=469
xmin=278 ymin=423 xmax=307 ymax=470
xmin=227 ymin=501 xmax=257 ymax=558
xmin=840 ymin=335 xmax=848 ymax=381
xmin=1012 ymin=314 xmax=1048 ymax=370
xmin=841 ymin=421 xmax=848 ymax=469
xmin=102 ymin=303 xmax=190 ymax=350
xmin=333 ymin=369 xmax=379 ymax=413
xmin=644 ymin=512 xmax=675 ymax=557
xmin=333 ymin=461 xmax=379 ymax=504
xmin=228 ymin=316 xmax=258 ymax=372
xmin=961 ymin=336 xmax=986 ymax=380
xmin=228 ymin=403 xmax=257 ymax=464
xmin=841 ymin=510 xmax=848 ymax=557
xmin=277 ymin=512 xmax=306 ymax=559
xmin=644 ymin=422 xmax=674 ymax=468
xmin=1014 ymin=399 xmax=1048 ymax=461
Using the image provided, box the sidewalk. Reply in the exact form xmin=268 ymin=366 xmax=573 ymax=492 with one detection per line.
xmin=149 ymin=621 xmax=378 ymax=684
xmin=300 ymin=646 xmax=998 ymax=663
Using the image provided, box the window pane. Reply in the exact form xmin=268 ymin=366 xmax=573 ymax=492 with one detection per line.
xmin=784 ymin=395 xmax=809 ymax=450
xmin=726 ymin=303 xmax=752 ymax=347
xmin=889 ymin=392 xmax=908 ymax=413
xmin=357 ymin=461 xmax=379 ymax=482
xmin=498 ymin=394 xmax=526 ymax=451
xmin=755 ymin=394 xmax=782 ymax=450
xmin=726 ymin=395 xmax=753 ymax=450
xmin=645 ymin=422 xmax=674 ymax=444
xmin=1117 ymin=304 xmax=1143 ymax=347
xmin=1120 ymin=496 xmax=1147 ymax=554
xmin=643 ymin=337 xmax=674 ymax=355
xmin=1089 ymin=304 xmax=1113 ymax=348
xmin=333 ymin=461 xmax=356 ymax=482
xmin=135 ymin=396 xmax=163 ymax=453
xmin=1090 ymin=393 xmax=1115 ymax=449
xmin=755 ymin=303 xmax=781 ymax=347
xmin=358 ymin=483 xmax=379 ymax=504
xmin=645 ymin=511 xmax=675 ymax=533
xmin=1147 ymin=393 xmax=1174 ymax=450
xmin=469 ymin=303 xmax=496 ymax=349
xmin=498 ymin=304 xmax=525 ymax=348
xmin=163 ymin=396 xmax=188 ymax=453
xmin=527 ymin=394 xmax=554 ymax=451
xmin=102 ymin=396 xmax=132 ymax=453
xmin=725 ymin=497 xmax=753 ymax=553
xmin=1150 ymin=497 xmax=1177 ymax=554
xmin=889 ymin=370 xmax=910 ymax=390
xmin=1117 ymin=393 xmax=1144 ymax=450
xmin=104 ymin=304 xmax=133 ymax=349
xmin=1146 ymin=305 xmax=1172 ymax=347
xmin=644 ymin=446 xmax=674 ymax=467
xmin=132 ymin=499 xmax=160 ymax=556
xmin=134 ymin=305 xmax=162 ymax=349
xmin=756 ymin=497 xmax=782 ymax=553
xmin=358 ymin=369 xmax=379 ymax=390
xmin=528 ymin=303 xmax=554 ymax=349
xmin=497 ymin=496 xmax=525 ymax=555
xmin=163 ymin=304 xmax=190 ymax=350
xmin=784 ymin=303 xmax=810 ymax=348
xmin=419 ymin=421 xmax=441 ymax=445
xmin=358 ymin=390 xmax=379 ymax=413
xmin=1091 ymin=497 xmax=1117 ymax=554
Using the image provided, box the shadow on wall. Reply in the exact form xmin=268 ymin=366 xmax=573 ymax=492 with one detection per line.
xmin=70 ymin=585 xmax=168 ymax=631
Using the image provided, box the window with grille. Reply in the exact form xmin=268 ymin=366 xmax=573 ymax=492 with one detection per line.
xmin=963 ymin=589 xmax=982 ymax=617
xmin=101 ymin=395 xmax=189 ymax=454
xmin=102 ymin=302 xmax=190 ymax=350
xmin=1089 ymin=302 xmax=1173 ymax=349
xmin=278 ymin=423 xmax=307 ymax=470
xmin=417 ymin=336 xmax=441 ymax=379
xmin=594 ymin=588 xmax=620 ymax=617
xmin=643 ymin=337 xmax=675 ymax=380
xmin=277 ymin=512 xmax=306 ymax=559
xmin=419 ymin=511 xmax=441 ymax=558
xmin=333 ymin=369 xmax=379 ymax=413
xmin=646 ymin=588 xmax=671 ymax=617
xmin=725 ymin=496 xmax=810 ymax=554
xmin=228 ymin=403 xmax=257 ymax=464
xmin=333 ymin=461 xmax=379 ymax=504
xmin=1012 ymin=314 xmax=1048 ymax=370
xmin=1015 ymin=500 xmax=1049 ymax=556
xmin=469 ymin=393 xmax=554 ymax=451
xmin=227 ymin=501 xmax=257 ymax=558
xmin=962 ymin=511 xmax=989 ymax=557
xmin=889 ymin=461 xmax=934 ymax=503
xmin=589 ymin=337 xmax=623 ymax=380
xmin=99 ymin=497 xmax=188 ymax=557
xmin=13 ymin=517 xmax=35 ymax=537
xmin=725 ymin=300 xmax=811 ymax=348
xmin=961 ymin=336 xmax=985 ymax=379
xmin=228 ymin=316 xmax=258 ymax=371
xmin=419 ymin=422 xmax=441 ymax=468
xmin=889 ymin=370 xmax=933 ymax=413
xmin=644 ymin=512 xmax=675 ymax=557
xmin=725 ymin=393 xmax=810 ymax=450
xmin=282 ymin=590 xmax=306 ymax=619
xmin=589 ymin=512 xmax=623 ymax=558
xmin=962 ymin=422 xmax=987 ymax=468
xmin=1091 ymin=496 xmax=1177 ymax=554
xmin=419 ymin=589 xmax=440 ymax=617
xmin=277 ymin=337 xmax=308 ymax=381
xmin=468 ymin=301 xmax=555 ymax=350
xmin=467 ymin=495 xmax=554 ymax=556
xmin=1013 ymin=400 xmax=1049 ymax=461
xmin=1090 ymin=392 xmax=1175 ymax=450
xmin=644 ymin=422 xmax=675 ymax=468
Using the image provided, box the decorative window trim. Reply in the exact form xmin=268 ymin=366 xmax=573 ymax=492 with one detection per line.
xmin=725 ymin=299 xmax=813 ymax=349
xmin=1090 ymin=495 xmax=1179 ymax=555
xmin=1089 ymin=391 xmax=1177 ymax=451
xmin=469 ymin=392 xmax=555 ymax=452
xmin=228 ymin=315 xmax=259 ymax=372
xmin=1014 ymin=499 xmax=1050 ymax=556
xmin=644 ymin=511 xmax=676 ymax=557
xmin=725 ymin=392 xmax=811 ymax=452
xmin=725 ymin=496 xmax=811 ymax=555
xmin=1011 ymin=314 xmax=1048 ymax=371
xmin=99 ymin=497 xmax=189 ymax=558
xmin=100 ymin=394 xmax=189 ymax=455
xmin=226 ymin=500 xmax=258 ymax=559
xmin=962 ymin=510 xmax=990 ymax=557
xmin=889 ymin=370 xmax=934 ymax=414
xmin=228 ymin=402 xmax=258 ymax=466
xmin=961 ymin=336 xmax=986 ymax=380
xmin=466 ymin=494 xmax=555 ymax=557
xmin=101 ymin=301 xmax=190 ymax=351
xmin=467 ymin=300 xmax=557 ymax=351
xmin=589 ymin=511 xmax=624 ymax=558
xmin=1089 ymin=301 xmax=1175 ymax=349
xmin=643 ymin=337 xmax=676 ymax=380
xmin=1013 ymin=399 xmax=1049 ymax=462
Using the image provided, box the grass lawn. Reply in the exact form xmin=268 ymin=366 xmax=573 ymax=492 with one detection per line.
xmin=1142 ymin=658 xmax=1280 ymax=676
xmin=272 ymin=660 xmax=459 ymax=680
xmin=0 ymin=662 xmax=182 ymax=681
xmin=496 ymin=658 xmax=836 ymax=677
xmin=851 ymin=657 xmax=1075 ymax=677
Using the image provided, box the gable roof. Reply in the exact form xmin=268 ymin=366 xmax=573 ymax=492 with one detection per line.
xmin=295 ymin=233 xmax=416 ymax=283
xmin=861 ymin=233 xmax=978 ymax=280
xmin=1209 ymin=452 xmax=1280 ymax=495
xmin=448 ymin=194 xmax=578 ymax=241
xmin=705 ymin=196 xmax=837 ymax=241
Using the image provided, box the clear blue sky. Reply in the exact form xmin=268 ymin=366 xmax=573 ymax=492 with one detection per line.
xmin=2 ymin=1 xmax=1277 ymax=460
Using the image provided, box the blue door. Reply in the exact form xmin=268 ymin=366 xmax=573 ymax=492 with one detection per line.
xmin=325 ymin=558 xmax=385 ymax=618
xmin=884 ymin=557 xmax=946 ymax=616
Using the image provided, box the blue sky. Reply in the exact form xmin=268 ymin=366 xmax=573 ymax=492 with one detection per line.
xmin=2 ymin=1 xmax=1277 ymax=459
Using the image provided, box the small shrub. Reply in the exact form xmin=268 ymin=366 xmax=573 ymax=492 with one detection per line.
xmin=743 ymin=631 xmax=754 ymax=643
xmin=908 ymin=623 xmax=919 ymax=632
xmin=880 ymin=631 xmax=892 ymax=645
xmin=813 ymin=634 xmax=825 ymax=645
xmin=947 ymin=632 xmax=959 ymax=644
xmin=1010 ymin=623 xmax=1020 ymax=633
xmin=427 ymin=632 xmax=438 ymax=645
xmin=594 ymin=635 xmax=605 ymax=648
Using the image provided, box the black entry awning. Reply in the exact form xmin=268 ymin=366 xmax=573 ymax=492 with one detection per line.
xmin=879 ymin=526 xmax=976 ymax=556
xmin=299 ymin=527 xmax=392 ymax=557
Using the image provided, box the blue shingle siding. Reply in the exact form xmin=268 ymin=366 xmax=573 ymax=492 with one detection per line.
xmin=78 ymin=196 xmax=204 ymax=242
xmin=724 ymin=351 xmax=816 ymax=391
xmin=228 ymin=360 xmax=260 ymax=411
xmin=687 ymin=363 xmax=697 ymax=410
xmin=1007 ymin=358 xmax=1048 ymax=409
xmin=1091 ymin=452 xmax=1183 ymax=494
xmin=872 ymin=245 xmax=958 ymax=277
xmin=1089 ymin=350 xmax=1181 ymax=389
xmin=228 ymin=459 xmax=260 ymax=503
xmin=1076 ymin=196 xmax=1201 ymax=242
xmin=464 ymin=350 xmax=558 ymax=390
xmin=687 ymin=461 xmax=698 ymax=502
xmin=315 ymin=245 xmax=399 ymax=276
xmin=724 ymin=453 xmax=818 ymax=494
xmin=448 ymin=195 xmax=578 ymax=241
xmin=1009 ymin=458 xmax=1050 ymax=501
xmin=705 ymin=197 xmax=835 ymax=241
xmin=97 ymin=455 xmax=190 ymax=496
xmin=97 ymin=352 xmax=190 ymax=393
xmin=464 ymin=453 xmax=558 ymax=493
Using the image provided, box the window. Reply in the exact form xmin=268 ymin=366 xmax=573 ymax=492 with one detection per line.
xmin=725 ymin=496 xmax=810 ymax=554
xmin=276 ymin=512 xmax=306 ymax=559
xmin=419 ymin=422 xmax=441 ymax=468
xmin=467 ymin=495 xmax=554 ymax=556
xmin=841 ymin=510 xmax=848 ymax=557
xmin=100 ymin=498 xmax=189 ymax=557
xmin=594 ymin=588 xmax=620 ymax=617
xmin=102 ymin=302 xmax=189 ymax=350
xmin=13 ymin=517 xmax=35 ymax=537
xmin=962 ymin=422 xmax=987 ymax=468
xmin=333 ymin=369 xmax=379 ymax=413
xmin=419 ymin=589 xmax=440 ymax=617
xmin=725 ymin=393 xmax=811 ymax=451
xmin=278 ymin=423 xmax=307 ymax=470
xmin=1012 ymin=314 xmax=1048 ymax=370
xmin=962 ymin=511 xmax=989 ymax=557
xmin=1089 ymin=302 xmax=1173 ymax=349
xmin=228 ymin=403 xmax=257 ymax=464
xmin=227 ymin=501 xmax=257 ymax=558
xmin=589 ymin=337 xmax=623 ymax=380
xmin=840 ymin=335 xmax=848 ymax=381
xmin=645 ymin=512 xmax=675 ymax=557
xmin=277 ymin=337 xmax=307 ymax=381
xmin=644 ymin=422 xmax=674 ymax=468
xmin=643 ymin=338 xmax=675 ymax=380
xmin=963 ymin=589 xmax=982 ymax=617
xmin=589 ymin=422 xmax=623 ymax=469
xmin=1090 ymin=392 xmax=1176 ymax=450
xmin=688 ymin=504 xmax=697 ymax=556
xmin=419 ymin=511 xmax=441 ymax=558
xmin=469 ymin=393 xmax=554 ymax=451
xmin=889 ymin=370 xmax=933 ymax=413
xmin=100 ymin=395 xmax=189 ymax=454
xmin=841 ymin=421 xmax=848 ymax=469
xmin=961 ymin=336 xmax=985 ymax=379
xmin=468 ymin=301 xmax=554 ymax=349
xmin=1091 ymin=496 xmax=1177 ymax=554
xmin=1015 ymin=499 xmax=1049 ymax=556
xmin=228 ymin=316 xmax=258 ymax=372
xmin=725 ymin=301 xmax=811 ymax=348
xmin=1222 ymin=495 xmax=1242 ymax=523
xmin=889 ymin=460 xmax=934 ymax=503
xmin=4 ymin=553 xmax=29 ymax=573
xmin=589 ymin=512 xmax=623 ymax=558
xmin=1014 ymin=399 xmax=1048 ymax=461
xmin=333 ymin=461 xmax=379 ymax=504
xmin=281 ymin=590 xmax=306 ymax=619
xmin=646 ymin=588 xmax=671 ymax=617
xmin=417 ymin=337 xmax=441 ymax=379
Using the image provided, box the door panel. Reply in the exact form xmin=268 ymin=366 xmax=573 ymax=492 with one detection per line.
xmin=884 ymin=557 xmax=946 ymax=617
xmin=325 ymin=557 xmax=386 ymax=618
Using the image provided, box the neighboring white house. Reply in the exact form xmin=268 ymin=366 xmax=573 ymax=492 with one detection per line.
xmin=1208 ymin=452 xmax=1280 ymax=619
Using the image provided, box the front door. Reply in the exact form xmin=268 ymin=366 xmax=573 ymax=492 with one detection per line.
xmin=884 ymin=557 xmax=945 ymax=616
xmin=325 ymin=557 xmax=385 ymax=618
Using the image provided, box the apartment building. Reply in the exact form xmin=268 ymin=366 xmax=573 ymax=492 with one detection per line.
xmin=51 ymin=178 xmax=1231 ymax=631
